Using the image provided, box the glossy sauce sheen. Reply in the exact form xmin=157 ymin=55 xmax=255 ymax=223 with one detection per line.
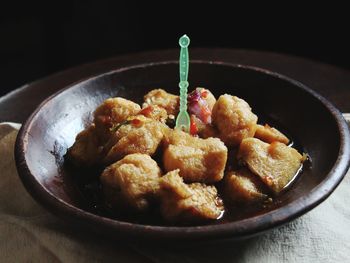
xmin=66 ymin=117 xmax=310 ymax=226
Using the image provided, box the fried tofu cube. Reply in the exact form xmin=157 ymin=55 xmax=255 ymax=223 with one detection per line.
xmin=104 ymin=115 xmax=167 ymax=164
xmin=159 ymin=170 xmax=224 ymax=223
xmin=67 ymin=97 xmax=141 ymax=166
xmin=238 ymin=138 xmax=304 ymax=193
xmin=254 ymin=124 xmax=289 ymax=144
xmin=67 ymin=125 xmax=103 ymax=167
xmin=143 ymin=89 xmax=179 ymax=115
xmin=100 ymin=154 xmax=161 ymax=211
xmin=212 ymin=94 xmax=258 ymax=146
xmin=200 ymin=125 xmax=219 ymax=139
xmin=191 ymin=115 xmax=219 ymax=139
xmin=94 ymin=97 xmax=141 ymax=141
xmin=138 ymin=105 xmax=168 ymax=123
xmin=225 ymin=168 xmax=268 ymax=204
xmin=163 ymin=130 xmax=227 ymax=183
xmin=160 ymin=169 xmax=193 ymax=198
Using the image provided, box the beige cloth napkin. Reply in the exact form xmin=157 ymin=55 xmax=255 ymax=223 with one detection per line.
xmin=1 ymin=119 xmax=350 ymax=263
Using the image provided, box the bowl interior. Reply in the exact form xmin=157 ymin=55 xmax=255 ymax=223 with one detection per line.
xmin=18 ymin=61 xmax=346 ymax=238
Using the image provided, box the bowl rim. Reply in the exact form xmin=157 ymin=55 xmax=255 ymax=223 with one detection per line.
xmin=15 ymin=60 xmax=350 ymax=240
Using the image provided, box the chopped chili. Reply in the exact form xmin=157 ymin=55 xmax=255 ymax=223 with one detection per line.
xmin=139 ymin=106 xmax=153 ymax=116
xmin=131 ymin=118 xmax=142 ymax=127
xmin=190 ymin=115 xmax=198 ymax=135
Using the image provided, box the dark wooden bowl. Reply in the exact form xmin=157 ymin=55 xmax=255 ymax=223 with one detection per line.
xmin=15 ymin=61 xmax=350 ymax=241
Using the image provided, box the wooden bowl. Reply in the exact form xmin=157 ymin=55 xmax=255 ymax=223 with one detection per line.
xmin=15 ymin=61 xmax=350 ymax=241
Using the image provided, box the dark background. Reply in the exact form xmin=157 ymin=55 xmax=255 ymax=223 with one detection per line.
xmin=1 ymin=2 xmax=349 ymax=96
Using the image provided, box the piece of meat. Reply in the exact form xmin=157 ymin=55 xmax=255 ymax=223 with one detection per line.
xmin=254 ymin=124 xmax=289 ymax=144
xmin=143 ymin=89 xmax=179 ymax=116
xmin=238 ymin=138 xmax=305 ymax=193
xmin=159 ymin=169 xmax=224 ymax=223
xmin=94 ymin=97 xmax=141 ymax=142
xmin=100 ymin=154 xmax=161 ymax=212
xmin=66 ymin=124 xmax=103 ymax=167
xmin=104 ymin=115 xmax=168 ymax=164
xmin=163 ymin=129 xmax=227 ymax=183
xmin=224 ymin=168 xmax=268 ymax=204
xmin=212 ymin=94 xmax=258 ymax=146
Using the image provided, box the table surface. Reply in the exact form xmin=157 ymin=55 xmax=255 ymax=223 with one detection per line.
xmin=0 ymin=48 xmax=350 ymax=123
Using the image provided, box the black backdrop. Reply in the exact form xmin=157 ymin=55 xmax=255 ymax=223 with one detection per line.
xmin=1 ymin=2 xmax=349 ymax=96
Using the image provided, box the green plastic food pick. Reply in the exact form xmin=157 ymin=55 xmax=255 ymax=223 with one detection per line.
xmin=175 ymin=34 xmax=191 ymax=132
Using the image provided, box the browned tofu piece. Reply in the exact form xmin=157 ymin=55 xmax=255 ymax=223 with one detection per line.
xmin=143 ymin=89 xmax=179 ymax=115
xmin=138 ymin=105 xmax=168 ymax=123
xmin=100 ymin=154 xmax=161 ymax=211
xmin=190 ymin=114 xmax=218 ymax=139
xmin=212 ymin=94 xmax=258 ymax=146
xmin=200 ymin=124 xmax=219 ymax=139
xmin=94 ymin=97 xmax=141 ymax=142
xmin=160 ymin=169 xmax=192 ymax=198
xmin=104 ymin=115 xmax=167 ymax=164
xmin=67 ymin=125 xmax=103 ymax=167
xmin=225 ymin=168 xmax=268 ymax=204
xmin=163 ymin=130 xmax=227 ymax=183
xmin=159 ymin=170 xmax=224 ymax=223
xmin=254 ymin=124 xmax=289 ymax=144
xmin=238 ymin=138 xmax=304 ymax=193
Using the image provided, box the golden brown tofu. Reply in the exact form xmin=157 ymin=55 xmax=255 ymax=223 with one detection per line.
xmin=67 ymin=125 xmax=103 ymax=167
xmin=238 ymin=138 xmax=304 ymax=193
xmin=212 ymin=94 xmax=258 ymax=146
xmin=100 ymin=154 xmax=161 ymax=211
xmin=138 ymin=105 xmax=168 ymax=123
xmin=159 ymin=170 xmax=224 ymax=223
xmin=104 ymin=115 xmax=167 ymax=164
xmin=94 ymin=97 xmax=141 ymax=141
xmin=190 ymin=115 xmax=218 ymax=139
xmin=200 ymin=125 xmax=219 ymax=139
xmin=254 ymin=124 xmax=289 ymax=144
xmin=225 ymin=168 xmax=268 ymax=204
xmin=163 ymin=130 xmax=227 ymax=183
xmin=189 ymin=115 xmax=204 ymax=137
xmin=160 ymin=169 xmax=192 ymax=198
xmin=143 ymin=89 xmax=179 ymax=115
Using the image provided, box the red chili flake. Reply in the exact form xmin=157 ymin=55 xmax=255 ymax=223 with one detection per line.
xmin=190 ymin=115 xmax=198 ymax=135
xmin=139 ymin=105 xmax=153 ymax=116
xmin=131 ymin=118 xmax=142 ymax=127
xmin=201 ymin=89 xmax=208 ymax=98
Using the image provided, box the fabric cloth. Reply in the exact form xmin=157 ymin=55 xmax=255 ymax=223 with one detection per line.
xmin=0 ymin=119 xmax=349 ymax=263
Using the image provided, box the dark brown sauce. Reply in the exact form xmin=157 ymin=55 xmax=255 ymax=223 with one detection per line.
xmin=64 ymin=116 xmax=311 ymax=227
